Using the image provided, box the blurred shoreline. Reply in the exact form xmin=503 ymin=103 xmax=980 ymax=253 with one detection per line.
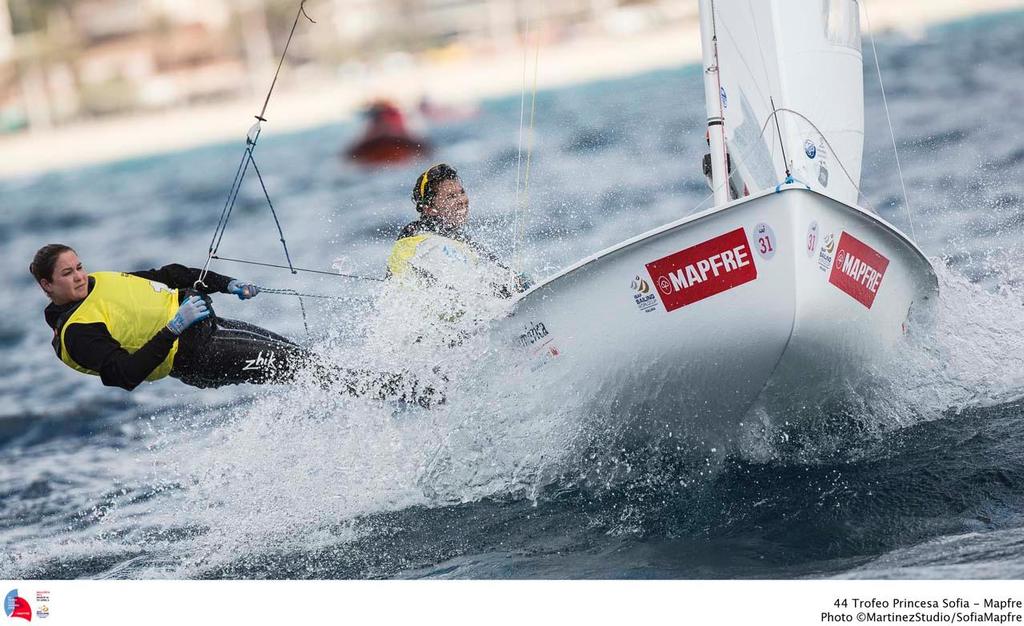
xmin=2 ymin=0 xmax=1022 ymax=180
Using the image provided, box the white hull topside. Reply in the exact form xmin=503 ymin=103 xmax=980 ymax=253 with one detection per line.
xmin=498 ymin=186 xmax=938 ymax=443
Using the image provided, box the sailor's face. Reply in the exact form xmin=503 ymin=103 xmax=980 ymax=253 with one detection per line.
xmin=427 ymin=178 xmax=469 ymax=228
xmin=42 ymin=251 xmax=88 ymax=305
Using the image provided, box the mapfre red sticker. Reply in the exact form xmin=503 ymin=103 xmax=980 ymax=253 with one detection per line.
xmin=645 ymin=228 xmax=757 ymax=312
xmin=828 ymin=232 xmax=889 ymax=309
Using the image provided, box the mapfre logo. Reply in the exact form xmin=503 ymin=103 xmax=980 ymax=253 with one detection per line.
xmin=828 ymin=232 xmax=889 ymax=309
xmin=645 ymin=228 xmax=757 ymax=312
xmin=4 ymin=589 xmax=32 ymax=622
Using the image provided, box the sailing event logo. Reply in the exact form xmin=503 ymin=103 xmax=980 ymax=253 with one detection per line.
xmin=645 ymin=228 xmax=757 ymax=312
xmin=829 ymin=232 xmax=890 ymax=309
xmin=817 ymin=232 xmax=836 ymax=272
xmin=630 ymin=275 xmax=658 ymax=313
xmin=4 ymin=589 xmax=32 ymax=622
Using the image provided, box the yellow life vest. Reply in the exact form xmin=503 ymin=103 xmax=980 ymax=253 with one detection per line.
xmin=386 ymin=233 xmax=478 ymax=279
xmin=58 ymin=271 xmax=180 ymax=380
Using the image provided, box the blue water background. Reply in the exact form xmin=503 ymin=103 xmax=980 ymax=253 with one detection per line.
xmin=2 ymin=11 xmax=1024 ymax=578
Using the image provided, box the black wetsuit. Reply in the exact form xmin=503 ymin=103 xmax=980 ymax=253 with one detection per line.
xmin=43 ymin=265 xmax=309 ymax=390
xmin=44 ymin=264 xmax=439 ymax=405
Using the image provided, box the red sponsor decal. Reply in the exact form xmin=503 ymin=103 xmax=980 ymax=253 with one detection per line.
xmin=828 ymin=232 xmax=889 ymax=309
xmin=645 ymin=228 xmax=757 ymax=312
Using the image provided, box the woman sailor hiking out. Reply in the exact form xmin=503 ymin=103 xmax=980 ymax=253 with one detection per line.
xmin=32 ymin=244 xmax=438 ymax=405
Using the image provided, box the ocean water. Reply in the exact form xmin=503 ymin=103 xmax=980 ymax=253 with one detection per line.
xmin=3 ymin=11 xmax=1024 ymax=579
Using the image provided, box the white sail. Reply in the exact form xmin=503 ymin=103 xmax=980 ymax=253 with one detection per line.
xmin=705 ymin=0 xmax=864 ymax=206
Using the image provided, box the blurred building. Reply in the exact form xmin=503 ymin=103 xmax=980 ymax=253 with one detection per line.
xmin=0 ymin=0 xmax=691 ymax=134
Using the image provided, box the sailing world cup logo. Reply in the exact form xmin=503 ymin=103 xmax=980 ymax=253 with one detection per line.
xmin=631 ymin=275 xmax=658 ymax=313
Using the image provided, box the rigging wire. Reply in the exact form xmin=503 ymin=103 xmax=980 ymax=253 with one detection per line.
xmin=211 ymin=254 xmax=385 ymax=282
xmin=770 ymin=96 xmax=791 ymax=179
xmin=514 ymin=17 xmax=530 ymax=208
xmin=753 ymin=107 xmax=874 ymax=212
xmin=213 ymin=254 xmax=382 ymax=337
xmin=196 ymin=0 xmax=315 ymax=289
xmin=862 ymin=0 xmax=917 ymax=240
xmin=511 ymin=11 xmax=542 ymax=274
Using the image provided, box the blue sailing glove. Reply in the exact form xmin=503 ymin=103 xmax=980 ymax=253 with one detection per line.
xmin=167 ymin=296 xmax=210 ymax=336
xmin=227 ymin=279 xmax=259 ymax=300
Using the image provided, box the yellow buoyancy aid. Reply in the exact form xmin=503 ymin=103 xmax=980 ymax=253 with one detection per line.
xmin=386 ymin=233 xmax=478 ymax=279
xmin=58 ymin=271 xmax=180 ymax=380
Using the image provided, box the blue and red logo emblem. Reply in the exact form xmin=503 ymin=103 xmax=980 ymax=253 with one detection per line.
xmin=4 ymin=589 xmax=32 ymax=622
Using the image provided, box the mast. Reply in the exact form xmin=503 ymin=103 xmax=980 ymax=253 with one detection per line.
xmin=699 ymin=0 xmax=729 ymax=208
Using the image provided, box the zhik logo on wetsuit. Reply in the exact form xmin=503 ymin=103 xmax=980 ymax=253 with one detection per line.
xmin=242 ymin=351 xmax=277 ymax=371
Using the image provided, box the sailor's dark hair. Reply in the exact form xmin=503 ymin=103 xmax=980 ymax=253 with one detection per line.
xmin=30 ymin=243 xmax=75 ymax=282
xmin=411 ymin=163 xmax=459 ymax=212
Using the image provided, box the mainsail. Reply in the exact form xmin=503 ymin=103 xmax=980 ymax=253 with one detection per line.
xmin=702 ymin=0 xmax=864 ymax=206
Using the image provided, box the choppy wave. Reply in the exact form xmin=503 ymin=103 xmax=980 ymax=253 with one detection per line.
xmin=3 ymin=11 xmax=1024 ymax=579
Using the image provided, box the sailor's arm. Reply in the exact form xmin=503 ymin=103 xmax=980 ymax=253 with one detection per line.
xmin=129 ymin=264 xmax=234 ymax=294
xmin=63 ymin=323 xmax=177 ymax=391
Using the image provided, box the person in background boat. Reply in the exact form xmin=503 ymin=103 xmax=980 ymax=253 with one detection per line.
xmin=32 ymin=244 xmax=437 ymax=404
xmin=386 ymin=163 xmax=531 ymax=297
xmin=344 ymin=99 xmax=432 ymax=166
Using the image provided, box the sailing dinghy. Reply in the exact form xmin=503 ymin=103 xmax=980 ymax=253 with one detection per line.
xmin=493 ymin=0 xmax=937 ymax=444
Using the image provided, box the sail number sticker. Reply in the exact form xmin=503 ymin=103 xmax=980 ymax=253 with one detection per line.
xmin=646 ymin=228 xmax=757 ymax=312
xmin=828 ymin=232 xmax=889 ymax=309
xmin=754 ymin=222 xmax=776 ymax=260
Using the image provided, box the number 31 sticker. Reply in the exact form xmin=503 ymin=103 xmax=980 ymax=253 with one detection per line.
xmin=754 ymin=222 xmax=777 ymax=260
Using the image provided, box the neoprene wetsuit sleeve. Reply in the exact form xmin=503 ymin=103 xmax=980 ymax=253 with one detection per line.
xmin=130 ymin=264 xmax=235 ymax=294
xmin=63 ymin=323 xmax=177 ymax=391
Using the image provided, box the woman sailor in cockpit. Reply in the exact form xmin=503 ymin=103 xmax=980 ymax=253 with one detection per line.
xmin=385 ymin=163 xmax=531 ymax=297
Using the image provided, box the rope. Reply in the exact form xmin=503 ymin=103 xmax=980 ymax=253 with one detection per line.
xmin=687 ymin=189 xmax=718 ymax=216
xmin=260 ymin=287 xmax=356 ymax=299
xmin=196 ymin=0 xmax=315 ymax=288
xmin=198 ymin=129 xmax=257 ymax=287
xmin=256 ymin=285 xmax=378 ymax=339
xmin=263 ymin=287 xmax=311 ymax=335
xmin=511 ymin=20 xmax=541 ymax=273
xmin=258 ymin=2 xmax=316 ymax=122
xmin=247 ymin=153 xmax=296 ymax=274
xmin=770 ymin=96 xmax=791 ymax=178
xmin=863 ymin=0 xmax=917 ymax=240
xmin=257 ymin=285 xmax=363 ymax=337
xmin=211 ymin=254 xmax=385 ymax=282
xmin=514 ymin=17 xmax=530 ymax=207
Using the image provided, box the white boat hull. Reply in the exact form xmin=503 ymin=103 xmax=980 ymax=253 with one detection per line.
xmin=497 ymin=186 xmax=937 ymax=447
